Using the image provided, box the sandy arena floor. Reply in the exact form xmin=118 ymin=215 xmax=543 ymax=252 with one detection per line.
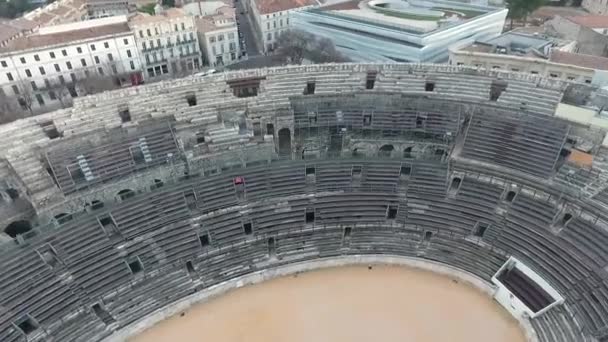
xmin=130 ymin=265 xmax=526 ymax=342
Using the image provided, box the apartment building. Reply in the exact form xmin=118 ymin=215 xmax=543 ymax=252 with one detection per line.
xmin=129 ymin=7 xmax=201 ymax=80
xmin=0 ymin=17 xmax=142 ymax=112
xmin=245 ymin=0 xmax=318 ymax=53
xmin=195 ymin=4 xmax=241 ymax=66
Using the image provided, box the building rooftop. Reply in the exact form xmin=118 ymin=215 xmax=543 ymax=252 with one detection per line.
xmin=566 ymin=15 xmax=608 ymax=28
xmin=550 ymin=50 xmax=608 ymax=71
xmin=254 ymin=0 xmax=317 ymax=15
xmin=461 ymin=32 xmax=557 ymax=57
xmin=195 ymin=8 xmax=235 ymax=32
xmin=0 ymin=22 xmax=131 ymax=54
xmin=129 ymin=8 xmax=189 ymax=24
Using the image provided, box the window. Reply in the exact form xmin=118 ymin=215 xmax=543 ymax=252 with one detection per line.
xmin=15 ymin=315 xmax=38 ymax=335
xmin=142 ymin=41 xmax=147 ymax=50
xmin=267 ymin=33 xmax=271 ymax=41
xmin=77 ymin=47 xmax=82 ymax=53
xmin=139 ymin=30 xmax=143 ymax=38
xmin=273 ymin=21 xmax=276 ymax=28
xmin=90 ymin=44 xmax=96 ymax=51
xmin=363 ymin=114 xmax=372 ymax=126
xmin=161 ymin=64 xmax=168 ymax=74
xmin=305 ymin=81 xmax=315 ymax=95
xmin=30 ymin=81 xmax=37 ymax=90
xmin=20 ymin=57 xmax=25 ymax=64
xmin=511 ymin=68 xmax=519 ymax=72
xmin=473 ymin=222 xmax=489 ymax=238
xmin=145 ymin=54 xmax=150 ymax=64
xmin=6 ymin=72 xmax=13 ymax=81
xmin=98 ymin=67 xmax=104 ymax=75
xmin=66 ymin=61 xmax=72 ymax=70
xmin=228 ymin=32 xmax=234 ymax=39
xmin=585 ymin=79 xmax=592 ymax=84
xmin=127 ymin=49 xmax=132 ymax=58
xmin=280 ymin=19 xmax=283 ymax=27
xmin=199 ymin=233 xmax=210 ymax=247
xmin=81 ymin=58 xmax=86 ymax=67
xmin=58 ymin=75 xmax=65 ymax=84
xmin=111 ymin=65 xmax=117 ymax=74
xmin=209 ymin=36 xmax=215 ymax=43
xmin=123 ymin=38 xmax=129 ymax=45
xmin=0 ymin=61 xmax=6 ymax=67
xmin=50 ymin=51 xmax=56 ymax=58
xmin=181 ymin=22 xmax=185 ymax=30
xmin=61 ymin=49 xmax=67 ymax=56
xmin=147 ymin=29 xmax=151 ymax=36
xmin=12 ymin=85 xmax=19 ymax=95
xmin=49 ymin=90 xmax=56 ymax=100
xmin=492 ymin=65 xmax=500 ymax=69
xmin=54 ymin=64 xmax=60 ymax=72
xmin=127 ymin=258 xmax=143 ymax=274
xmin=44 ymin=79 xmax=50 ymax=88
xmin=35 ymin=94 xmax=44 ymax=105
xmin=174 ymin=24 xmax=178 ymax=31
xmin=387 ymin=205 xmax=398 ymax=219
xmin=104 ymin=42 xmax=109 ymax=49
xmin=70 ymin=73 xmax=76 ymax=82
xmin=267 ymin=22 xmax=270 ymax=30
xmin=130 ymin=61 xmax=135 ymax=70
xmin=186 ymin=94 xmax=197 ymax=106
xmin=34 ymin=54 xmax=40 ymax=61
xmin=39 ymin=66 xmax=45 ymax=75
xmin=305 ymin=209 xmax=315 ymax=223
xmin=550 ymin=73 xmax=559 ymax=78
xmin=530 ymin=71 xmax=538 ymax=75
xmin=243 ymin=222 xmax=253 ymax=235
xmin=155 ymin=27 xmax=159 ymax=35
xmin=107 ymin=53 xmax=113 ymax=61
xmin=94 ymin=56 xmax=100 ymax=64
xmin=218 ymin=34 xmax=224 ymax=41
xmin=156 ymin=38 xmax=161 ymax=47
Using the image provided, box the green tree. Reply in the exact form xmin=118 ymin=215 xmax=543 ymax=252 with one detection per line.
xmin=506 ymin=0 xmax=545 ymax=29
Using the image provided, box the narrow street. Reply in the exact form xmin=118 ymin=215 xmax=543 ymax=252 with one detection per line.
xmin=234 ymin=0 xmax=262 ymax=57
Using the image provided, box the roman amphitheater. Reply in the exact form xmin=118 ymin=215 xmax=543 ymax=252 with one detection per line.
xmin=2 ymin=63 xmax=608 ymax=342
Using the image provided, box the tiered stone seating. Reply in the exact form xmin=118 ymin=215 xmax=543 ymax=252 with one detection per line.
xmin=0 ymin=63 xmax=606 ymax=342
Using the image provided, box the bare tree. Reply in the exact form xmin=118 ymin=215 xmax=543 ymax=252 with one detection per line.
xmin=77 ymin=63 xmax=120 ymax=95
xmin=15 ymin=80 xmax=34 ymax=116
xmin=0 ymin=91 xmax=25 ymax=124
xmin=274 ymin=29 xmax=350 ymax=65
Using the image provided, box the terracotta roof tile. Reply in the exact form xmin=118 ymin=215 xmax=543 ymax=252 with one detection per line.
xmin=566 ymin=15 xmax=608 ymax=28
xmin=254 ymin=0 xmax=317 ymax=15
xmin=0 ymin=23 xmax=130 ymax=53
xmin=550 ymin=50 xmax=608 ymax=70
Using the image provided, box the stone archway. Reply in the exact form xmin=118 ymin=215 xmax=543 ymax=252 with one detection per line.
xmin=5 ymin=220 xmax=32 ymax=238
xmin=278 ymin=128 xmax=292 ymax=157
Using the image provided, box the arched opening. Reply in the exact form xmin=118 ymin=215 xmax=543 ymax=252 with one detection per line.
xmin=278 ymin=128 xmax=291 ymax=157
xmin=117 ymin=189 xmax=135 ymax=201
xmin=352 ymin=148 xmax=360 ymax=157
xmin=6 ymin=188 xmax=19 ymax=200
xmin=403 ymin=147 xmax=412 ymax=159
xmin=505 ymin=191 xmax=516 ymax=203
xmin=448 ymin=177 xmax=462 ymax=196
xmin=561 ymin=213 xmax=573 ymax=225
xmin=5 ymin=220 xmax=32 ymax=238
xmin=379 ymin=144 xmax=394 ymax=157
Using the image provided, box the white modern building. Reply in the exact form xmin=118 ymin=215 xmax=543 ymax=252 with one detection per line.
xmin=193 ymin=4 xmax=241 ymax=67
xmin=244 ymin=0 xmax=318 ymax=53
xmin=129 ymin=7 xmax=201 ymax=80
xmin=291 ymin=0 xmax=508 ymax=63
xmin=0 ymin=16 xmax=142 ymax=113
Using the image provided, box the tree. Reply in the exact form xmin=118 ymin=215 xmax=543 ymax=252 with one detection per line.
xmin=506 ymin=0 xmax=545 ymax=29
xmin=0 ymin=90 xmax=25 ymax=124
xmin=274 ymin=29 xmax=350 ymax=65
